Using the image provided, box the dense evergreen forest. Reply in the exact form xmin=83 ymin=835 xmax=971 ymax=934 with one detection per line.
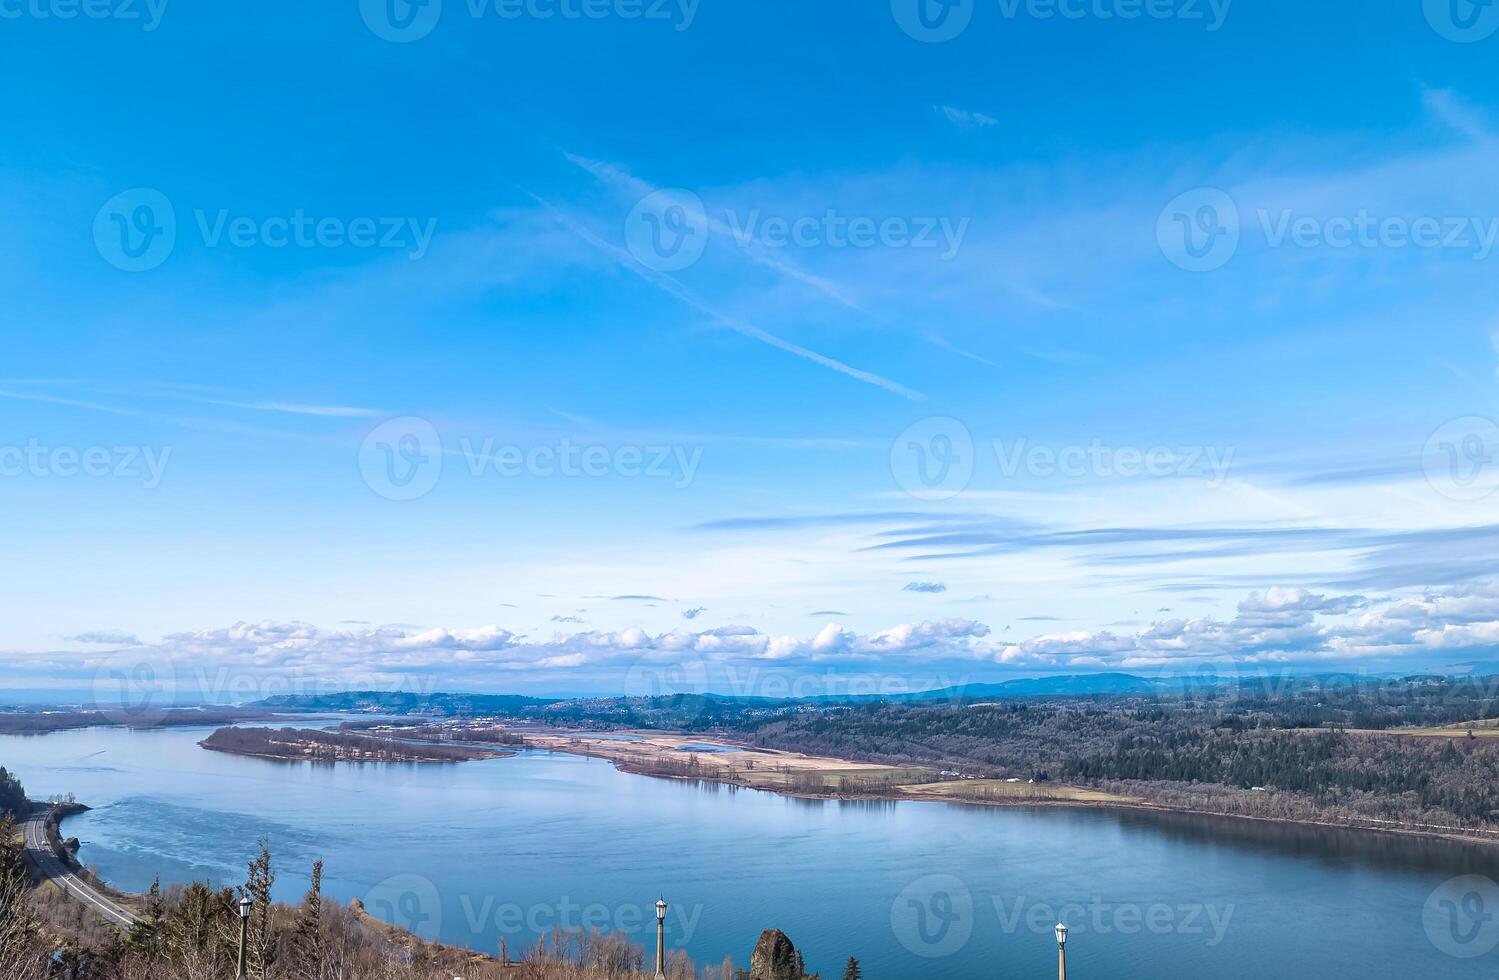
xmin=0 ymin=767 xmax=25 ymax=820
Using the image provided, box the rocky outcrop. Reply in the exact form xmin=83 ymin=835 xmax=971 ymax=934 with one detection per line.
xmin=749 ymin=929 xmax=814 ymax=980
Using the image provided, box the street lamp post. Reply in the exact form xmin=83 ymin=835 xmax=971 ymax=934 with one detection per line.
xmin=237 ymin=895 xmax=252 ymax=979
xmin=1054 ymin=922 xmax=1068 ymax=980
xmin=654 ymin=897 xmax=668 ymax=980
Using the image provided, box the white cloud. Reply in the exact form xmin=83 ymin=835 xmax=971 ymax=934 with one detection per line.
xmin=935 ymin=105 xmax=999 ymax=129
xmin=19 ymin=582 xmax=1499 ymax=695
xmin=903 ymin=581 xmax=948 ymax=594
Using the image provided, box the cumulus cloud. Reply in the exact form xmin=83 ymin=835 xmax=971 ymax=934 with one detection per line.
xmin=1232 ymin=587 xmax=1368 ymax=629
xmin=988 ymin=585 xmax=1493 ymax=669
xmin=903 ymin=581 xmax=948 ymax=594
xmin=106 ymin=614 xmax=1008 ymax=692
xmin=23 ymin=583 xmax=1499 ymax=692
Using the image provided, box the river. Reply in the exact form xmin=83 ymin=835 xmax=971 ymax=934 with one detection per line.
xmin=3 ymin=724 xmax=1496 ymax=978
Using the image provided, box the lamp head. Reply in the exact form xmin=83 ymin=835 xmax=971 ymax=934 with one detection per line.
xmin=239 ymin=896 xmax=252 ymax=919
xmin=1054 ymin=922 xmax=1068 ymax=947
xmin=656 ymin=898 xmax=668 ymax=921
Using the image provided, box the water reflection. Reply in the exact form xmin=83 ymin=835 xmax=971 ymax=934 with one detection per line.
xmin=1106 ymin=807 xmax=1499 ymax=877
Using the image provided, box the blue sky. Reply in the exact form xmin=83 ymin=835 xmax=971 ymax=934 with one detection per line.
xmin=6 ymin=0 xmax=1499 ymax=698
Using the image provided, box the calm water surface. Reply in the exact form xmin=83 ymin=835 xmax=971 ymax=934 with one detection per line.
xmin=4 ymin=725 xmax=1496 ymax=979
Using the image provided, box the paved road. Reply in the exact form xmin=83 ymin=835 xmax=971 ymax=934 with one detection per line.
xmin=21 ymin=801 xmax=138 ymax=928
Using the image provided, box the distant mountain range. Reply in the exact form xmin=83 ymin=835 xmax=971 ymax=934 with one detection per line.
xmin=253 ymin=691 xmax=558 ymax=713
xmin=248 ymin=667 xmax=1499 ymax=715
xmin=875 ymin=673 xmax=1176 ymax=699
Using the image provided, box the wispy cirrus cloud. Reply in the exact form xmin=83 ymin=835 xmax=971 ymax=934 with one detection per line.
xmin=523 ymin=187 xmax=924 ymax=400
xmin=934 ymin=105 xmax=998 ymax=129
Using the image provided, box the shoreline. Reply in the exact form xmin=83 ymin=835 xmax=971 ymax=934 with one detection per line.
xmin=523 ymin=727 xmax=1499 ymax=850
xmin=198 ymin=743 xmax=515 ymax=764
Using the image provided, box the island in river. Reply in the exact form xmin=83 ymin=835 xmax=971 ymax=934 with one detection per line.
xmin=199 ymin=725 xmax=513 ymax=763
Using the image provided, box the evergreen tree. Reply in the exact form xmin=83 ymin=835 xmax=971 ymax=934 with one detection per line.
xmin=292 ymin=859 xmax=325 ymax=980
xmin=127 ymin=875 xmax=167 ymax=957
xmin=0 ymin=769 xmax=25 ymax=820
xmin=245 ymin=840 xmax=278 ymax=980
xmin=841 ymin=956 xmax=861 ymax=980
